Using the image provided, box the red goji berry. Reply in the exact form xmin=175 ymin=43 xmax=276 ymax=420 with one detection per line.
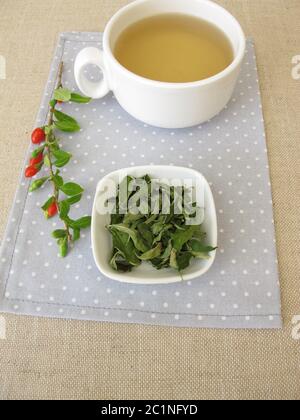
xmin=30 ymin=152 xmax=44 ymax=166
xmin=47 ymin=202 xmax=58 ymax=218
xmin=25 ymin=166 xmax=39 ymax=178
xmin=31 ymin=128 xmax=45 ymax=144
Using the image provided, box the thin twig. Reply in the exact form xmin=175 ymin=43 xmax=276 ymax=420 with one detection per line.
xmin=47 ymin=61 xmax=64 ymax=125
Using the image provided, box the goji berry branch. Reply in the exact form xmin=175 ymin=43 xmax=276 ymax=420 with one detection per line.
xmin=25 ymin=61 xmax=92 ymax=257
xmin=44 ymin=62 xmax=72 ymax=242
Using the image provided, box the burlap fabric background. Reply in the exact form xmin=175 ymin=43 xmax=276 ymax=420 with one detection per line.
xmin=0 ymin=0 xmax=299 ymax=400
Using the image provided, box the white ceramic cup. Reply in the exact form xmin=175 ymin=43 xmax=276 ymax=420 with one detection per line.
xmin=74 ymin=0 xmax=246 ymax=129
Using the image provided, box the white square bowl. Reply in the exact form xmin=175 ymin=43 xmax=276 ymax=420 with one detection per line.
xmin=91 ymin=166 xmax=217 ymax=284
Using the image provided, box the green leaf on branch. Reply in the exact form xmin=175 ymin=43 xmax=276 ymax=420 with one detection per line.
xmin=54 ymin=88 xmax=72 ymax=102
xmin=54 ymin=158 xmax=71 ymax=168
xmin=54 ymin=110 xmax=76 ymax=123
xmin=44 ymin=154 xmax=51 ymax=168
xmin=69 ymin=216 xmax=91 ymax=229
xmin=52 ymin=173 xmax=64 ymax=188
xmin=49 ymin=141 xmax=60 ymax=152
xmin=70 ymin=93 xmax=92 ymax=104
xmin=53 ymin=110 xmax=80 ymax=132
xmin=72 ymin=228 xmax=80 ymax=241
xmin=53 ymin=149 xmax=71 ymax=160
xmin=59 ymin=236 xmax=68 ymax=258
xmin=52 ymin=229 xmax=67 ymax=239
xmin=67 ymin=194 xmax=82 ymax=205
xmin=29 ymin=177 xmax=49 ymax=192
xmin=60 ymin=182 xmax=84 ymax=196
xmin=28 ymin=76 xmax=94 ymax=259
xmin=54 ymin=119 xmax=80 ymax=133
xmin=41 ymin=196 xmax=55 ymax=211
xmin=59 ymin=200 xmax=70 ymax=219
xmin=53 ymin=149 xmax=72 ymax=168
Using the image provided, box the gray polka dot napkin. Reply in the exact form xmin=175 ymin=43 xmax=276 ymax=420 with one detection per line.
xmin=0 ymin=33 xmax=282 ymax=329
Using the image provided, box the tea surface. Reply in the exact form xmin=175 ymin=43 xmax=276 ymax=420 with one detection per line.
xmin=114 ymin=14 xmax=234 ymax=83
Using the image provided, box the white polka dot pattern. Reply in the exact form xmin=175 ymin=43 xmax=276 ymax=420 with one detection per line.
xmin=0 ymin=33 xmax=281 ymax=329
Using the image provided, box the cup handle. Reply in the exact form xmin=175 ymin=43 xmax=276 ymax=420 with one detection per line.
xmin=74 ymin=47 xmax=110 ymax=99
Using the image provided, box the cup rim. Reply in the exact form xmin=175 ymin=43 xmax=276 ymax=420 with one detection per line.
xmin=103 ymin=0 xmax=246 ymax=89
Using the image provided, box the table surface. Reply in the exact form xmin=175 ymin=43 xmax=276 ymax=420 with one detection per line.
xmin=0 ymin=0 xmax=299 ymax=400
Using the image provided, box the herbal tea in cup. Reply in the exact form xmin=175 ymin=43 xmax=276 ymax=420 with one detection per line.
xmin=114 ymin=13 xmax=234 ymax=83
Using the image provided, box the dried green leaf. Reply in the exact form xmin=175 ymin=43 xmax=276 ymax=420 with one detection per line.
xmin=171 ymin=226 xmax=198 ymax=252
xmin=109 ymin=224 xmax=148 ymax=253
xmin=138 ymin=243 xmax=162 ymax=261
xmin=106 ymin=175 xmax=216 ymax=274
xmin=108 ymin=227 xmax=140 ymax=267
xmin=170 ymin=249 xmax=178 ymax=270
xmin=177 ymin=252 xmax=193 ymax=271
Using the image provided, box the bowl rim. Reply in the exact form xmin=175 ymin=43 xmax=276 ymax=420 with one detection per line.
xmin=91 ymin=165 xmax=218 ymax=284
